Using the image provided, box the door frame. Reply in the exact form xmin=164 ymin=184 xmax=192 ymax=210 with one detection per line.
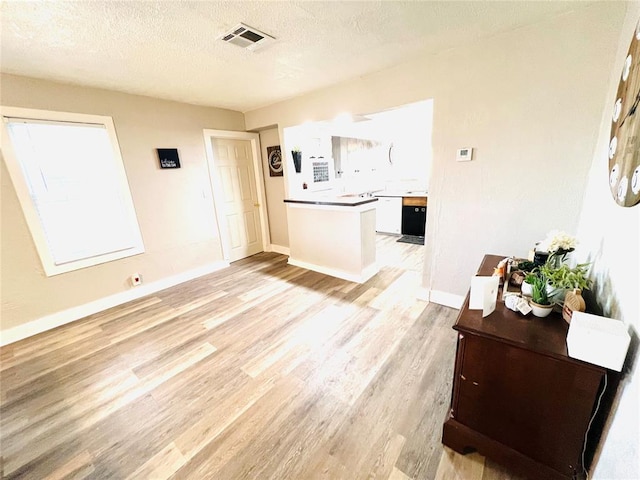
xmin=203 ymin=129 xmax=271 ymax=262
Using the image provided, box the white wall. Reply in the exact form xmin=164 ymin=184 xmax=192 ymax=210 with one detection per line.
xmin=1 ymin=74 xmax=245 ymax=336
xmin=245 ymin=3 xmax=626 ymax=301
xmin=576 ymin=4 xmax=640 ymax=478
xmin=258 ymin=128 xmax=289 ymax=249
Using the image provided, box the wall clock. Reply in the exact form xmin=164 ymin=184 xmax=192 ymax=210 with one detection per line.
xmin=609 ymin=20 xmax=640 ymax=207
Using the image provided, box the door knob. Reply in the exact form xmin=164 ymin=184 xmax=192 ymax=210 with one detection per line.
xmin=253 ymin=203 xmax=260 ymax=207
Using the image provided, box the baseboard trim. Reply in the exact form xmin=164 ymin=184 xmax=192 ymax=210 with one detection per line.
xmin=429 ymin=290 xmax=465 ymax=309
xmin=287 ymin=258 xmax=378 ymax=284
xmin=269 ymin=244 xmax=290 ymax=256
xmin=0 ymin=260 xmax=230 ymax=347
xmin=416 ymin=286 xmax=431 ymax=302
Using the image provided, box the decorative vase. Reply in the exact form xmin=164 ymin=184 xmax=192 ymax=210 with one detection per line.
xmin=292 ymin=151 xmax=302 ymax=173
xmin=549 ymin=248 xmax=574 ymax=268
xmin=521 ymin=282 xmax=533 ymax=297
xmin=530 ymin=301 xmax=553 ymax=318
xmin=562 ymin=289 xmax=586 ymax=324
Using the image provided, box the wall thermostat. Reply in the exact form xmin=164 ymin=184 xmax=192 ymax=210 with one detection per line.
xmin=457 ymin=147 xmax=473 ymax=162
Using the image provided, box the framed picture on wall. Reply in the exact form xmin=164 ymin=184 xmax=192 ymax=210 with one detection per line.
xmin=157 ymin=148 xmax=181 ymax=169
xmin=267 ymin=145 xmax=283 ymax=177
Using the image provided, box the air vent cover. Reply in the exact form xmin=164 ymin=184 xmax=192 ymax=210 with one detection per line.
xmin=219 ymin=23 xmax=275 ymax=52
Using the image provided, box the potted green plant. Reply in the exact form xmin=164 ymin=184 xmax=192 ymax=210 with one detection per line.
xmin=539 ymin=261 xmax=591 ymax=302
xmin=521 ymin=272 xmax=537 ymax=297
xmin=529 ymin=273 xmax=553 ymax=317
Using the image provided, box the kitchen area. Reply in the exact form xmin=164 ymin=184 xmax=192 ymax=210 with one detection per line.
xmin=281 ymin=100 xmax=432 ymax=282
xmin=375 ymin=192 xmax=427 ymax=239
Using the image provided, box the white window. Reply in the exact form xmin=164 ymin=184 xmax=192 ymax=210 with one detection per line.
xmin=1 ymin=107 xmax=144 ymax=276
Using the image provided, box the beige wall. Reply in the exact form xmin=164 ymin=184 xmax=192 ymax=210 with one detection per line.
xmin=258 ymin=128 xmax=289 ymax=248
xmin=1 ymin=74 xmax=245 ymax=332
xmin=577 ymin=4 xmax=640 ymax=478
xmin=245 ymin=4 xmax=639 ymax=475
xmin=1 ymin=4 xmax=637 ymax=473
xmin=245 ymin=3 xmax=626 ymax=300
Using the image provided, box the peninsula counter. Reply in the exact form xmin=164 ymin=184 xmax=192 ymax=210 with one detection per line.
xmin=284 ymin=196 xmax=378 ymax=283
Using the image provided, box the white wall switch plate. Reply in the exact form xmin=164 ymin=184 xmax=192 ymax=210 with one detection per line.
xmin=457 ymin=147 xmax=473 ymax=162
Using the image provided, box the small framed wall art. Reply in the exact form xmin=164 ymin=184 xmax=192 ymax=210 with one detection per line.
xmin=267 ymin=145 xmax=283 ymax=177
xmin=157 ymin=148 xmax=181 ymax=169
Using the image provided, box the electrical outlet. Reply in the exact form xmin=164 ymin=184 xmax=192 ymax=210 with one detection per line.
xmin=130 ymin=274 xmax=142 ymax=286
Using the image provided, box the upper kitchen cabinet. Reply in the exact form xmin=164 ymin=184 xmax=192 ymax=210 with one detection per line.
xmin=332 ymin=136 xmax=387 ymax=184
xmin=333 ymin=101 xmax=433 ymax=194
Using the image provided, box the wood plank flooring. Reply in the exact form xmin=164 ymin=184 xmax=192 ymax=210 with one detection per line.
xmin=1 ymin=235 xmax=520 ymax=479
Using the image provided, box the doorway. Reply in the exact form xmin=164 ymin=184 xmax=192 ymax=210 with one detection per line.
xmin=282 ymin=101 xmax=433 ymax=252
xmin=203 ymin=130 xmax=270 ymax=262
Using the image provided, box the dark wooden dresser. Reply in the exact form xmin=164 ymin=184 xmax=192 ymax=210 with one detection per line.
xmin=442 ymin=255 xmax=615 ymax=480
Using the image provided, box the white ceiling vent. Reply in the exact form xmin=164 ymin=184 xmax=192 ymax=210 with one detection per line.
xmin=220 ymin=23 xmax=275 ymax=52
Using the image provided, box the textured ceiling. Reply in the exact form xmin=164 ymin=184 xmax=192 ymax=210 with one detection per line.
xmin=1 ymin=1 xmax=595 ymax=112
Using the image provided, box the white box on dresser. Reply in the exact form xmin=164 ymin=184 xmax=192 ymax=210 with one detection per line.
xmin=567 ymin=312 xmax=631 ymax=371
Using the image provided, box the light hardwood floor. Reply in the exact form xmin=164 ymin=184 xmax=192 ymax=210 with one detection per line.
xmin=0 ymin=235 xmax=519 ymax=479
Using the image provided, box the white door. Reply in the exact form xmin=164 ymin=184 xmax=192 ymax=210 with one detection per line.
xmin=211 ymin=137 xmax=263 ymax=262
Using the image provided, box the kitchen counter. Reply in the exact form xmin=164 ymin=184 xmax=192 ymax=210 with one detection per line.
xmin=375 ymin=191 xmax=428 ymax=198
xmin=284 ymin=195 xmax=378 ymax=283
xmin=284 ymin=196 xmax=378 ymax=207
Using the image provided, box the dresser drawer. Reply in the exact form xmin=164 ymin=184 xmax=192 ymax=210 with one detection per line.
xmin=453 ymin=333 xmax=604 ymax=477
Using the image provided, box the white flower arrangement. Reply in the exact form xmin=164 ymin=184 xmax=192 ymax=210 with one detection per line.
xmin=537 ymin=230 xmax=578 ymax=254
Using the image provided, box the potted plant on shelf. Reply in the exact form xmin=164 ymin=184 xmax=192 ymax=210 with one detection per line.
xmin=291 ymin=147 xmax=302 ymax=173
xmin=539 ymin=261 xmax=591 ymax=302
xmin=534 ymin=230 xmax=578 ymax=268
xmin=529 ymin=273 xmax=553 ymax=317
xmin=538 ymin=260 xmax=591 ymax=322
xmin=521 ymin=272 xmax=537 ymax=297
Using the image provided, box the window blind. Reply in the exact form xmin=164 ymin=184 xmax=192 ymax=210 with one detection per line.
xmin=6 ymin=119 xmax=141 ymax=266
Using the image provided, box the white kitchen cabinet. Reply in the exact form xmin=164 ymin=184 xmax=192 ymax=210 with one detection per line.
xmin=375 ymin=197 xmax=402 ymax=234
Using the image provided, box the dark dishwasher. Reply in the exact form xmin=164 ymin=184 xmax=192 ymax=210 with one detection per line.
xmin=401 ymin=197 xmax=427 ymax=236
